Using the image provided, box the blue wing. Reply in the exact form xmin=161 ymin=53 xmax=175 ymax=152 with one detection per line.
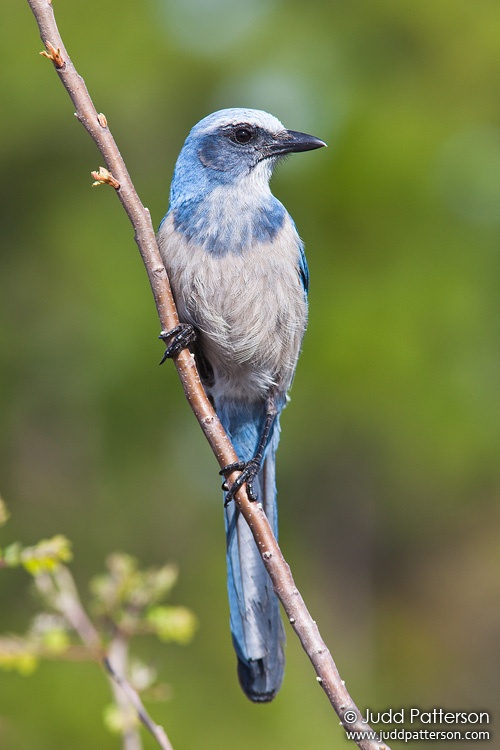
xmin=298 ymin=240 xmax=309 ymax=296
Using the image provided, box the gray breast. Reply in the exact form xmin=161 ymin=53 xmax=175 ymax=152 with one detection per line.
xmin=157 ymin=213 xmax=308 ymax=403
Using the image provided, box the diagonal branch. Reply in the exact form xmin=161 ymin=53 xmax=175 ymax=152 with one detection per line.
xmin=104 ymin=645 xmax=174 ymax=750
xmin=25 ymin=2 xmax=390 ymax=748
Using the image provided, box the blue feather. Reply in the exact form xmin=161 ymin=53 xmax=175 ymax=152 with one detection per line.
xmin=172 ymin=194 xmax=286 ymax=256
xmin=218 ymin=399 xmax=285 ymax=700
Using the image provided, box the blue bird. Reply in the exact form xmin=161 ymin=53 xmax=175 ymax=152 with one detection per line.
xmin=157 ymin=108 xmax=325 ymax=702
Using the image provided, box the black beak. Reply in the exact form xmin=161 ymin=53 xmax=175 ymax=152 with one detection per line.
xmin=270 ymin=129 xmax=327 ymax=156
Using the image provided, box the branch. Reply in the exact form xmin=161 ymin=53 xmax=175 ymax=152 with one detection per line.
xmin=35 ymin=566 xmax=173 ymax=750
xmin=25 ymin=2 xmax=390 ymax=748
xmin=35 ymin=566 xmax=101 ymax=652
xmin=104 ymin=650 xmax=174 ymax=750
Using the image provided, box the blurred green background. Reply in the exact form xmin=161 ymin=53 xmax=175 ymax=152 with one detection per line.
xmin=2 ymin=0 xmax=499 ymax=747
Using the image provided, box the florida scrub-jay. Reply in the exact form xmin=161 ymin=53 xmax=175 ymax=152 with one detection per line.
xmin=157 ymin=108 xmax=325 ymax=702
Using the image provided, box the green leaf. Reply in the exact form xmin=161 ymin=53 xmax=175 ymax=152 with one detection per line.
xmin=20 ymin=535 xmax=72 ymax=576
xmin=146 ymin=605 xmax=198 ymax=645
xmin=30 ymin=613 xmax=71 ymax=655
xmin=102 ymin=703 xmax=139 ymax=735
xmin=90 ymin=553 xmax=179 ymax=620
xmin=42 ymin=627 xmax=71 ymax=654
xmin=2 ymin=542 xmax=23 ymax=568
xmin=0 ymin=638 xmax=38 ymax=675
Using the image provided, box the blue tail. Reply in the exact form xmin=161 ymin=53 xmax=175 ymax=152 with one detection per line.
xmin=219 ymin=399 xmax=286 ymax=702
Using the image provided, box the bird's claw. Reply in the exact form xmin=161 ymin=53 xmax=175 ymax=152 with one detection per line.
xmin=220 ymin=460 xmax=260 ymax=505
xmin=158 ymin=323 xmax=196 ymax=364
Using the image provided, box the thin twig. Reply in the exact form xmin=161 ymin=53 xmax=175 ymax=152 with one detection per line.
xmin=106 ymin=638 xmax=148 ymax=750
xmin=104 ymin=653 xmax=174 ymax=750
xmin=36 ymin=566 xmax=173 ymax=750
xmin=35 ymin=567 xmax=102 ymax=652
xmin=25 ymin=2 xmax=390 ymax=748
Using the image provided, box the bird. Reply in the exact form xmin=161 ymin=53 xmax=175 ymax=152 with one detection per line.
xmin=157 ymin=108 xmax=326 ymax=702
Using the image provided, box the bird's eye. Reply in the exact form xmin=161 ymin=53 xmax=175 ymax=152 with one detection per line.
xmin=233 ymin=127 xmax=254 ymax=144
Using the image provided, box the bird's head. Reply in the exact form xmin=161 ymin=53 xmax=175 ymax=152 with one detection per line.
xmin=170 ymin=108 xmax=326 ymax=205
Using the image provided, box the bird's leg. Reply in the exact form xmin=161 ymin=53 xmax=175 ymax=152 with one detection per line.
xmin=158 ymin=323 xmax=196 ymax=364
xmin=220 ymin=394 xmax=278 ymax=505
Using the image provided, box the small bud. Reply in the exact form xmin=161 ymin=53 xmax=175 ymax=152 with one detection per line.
xmin=40 ymin=41 xmax=64 ymax=68
xmin=91 ymin=167 xmax=120 ymax=189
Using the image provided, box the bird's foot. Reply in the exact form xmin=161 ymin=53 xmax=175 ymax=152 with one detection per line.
xmin=219 ymin=459 xmax=261 ymax=505
xmin=158 ymin=324 xmax=196 ymax=364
